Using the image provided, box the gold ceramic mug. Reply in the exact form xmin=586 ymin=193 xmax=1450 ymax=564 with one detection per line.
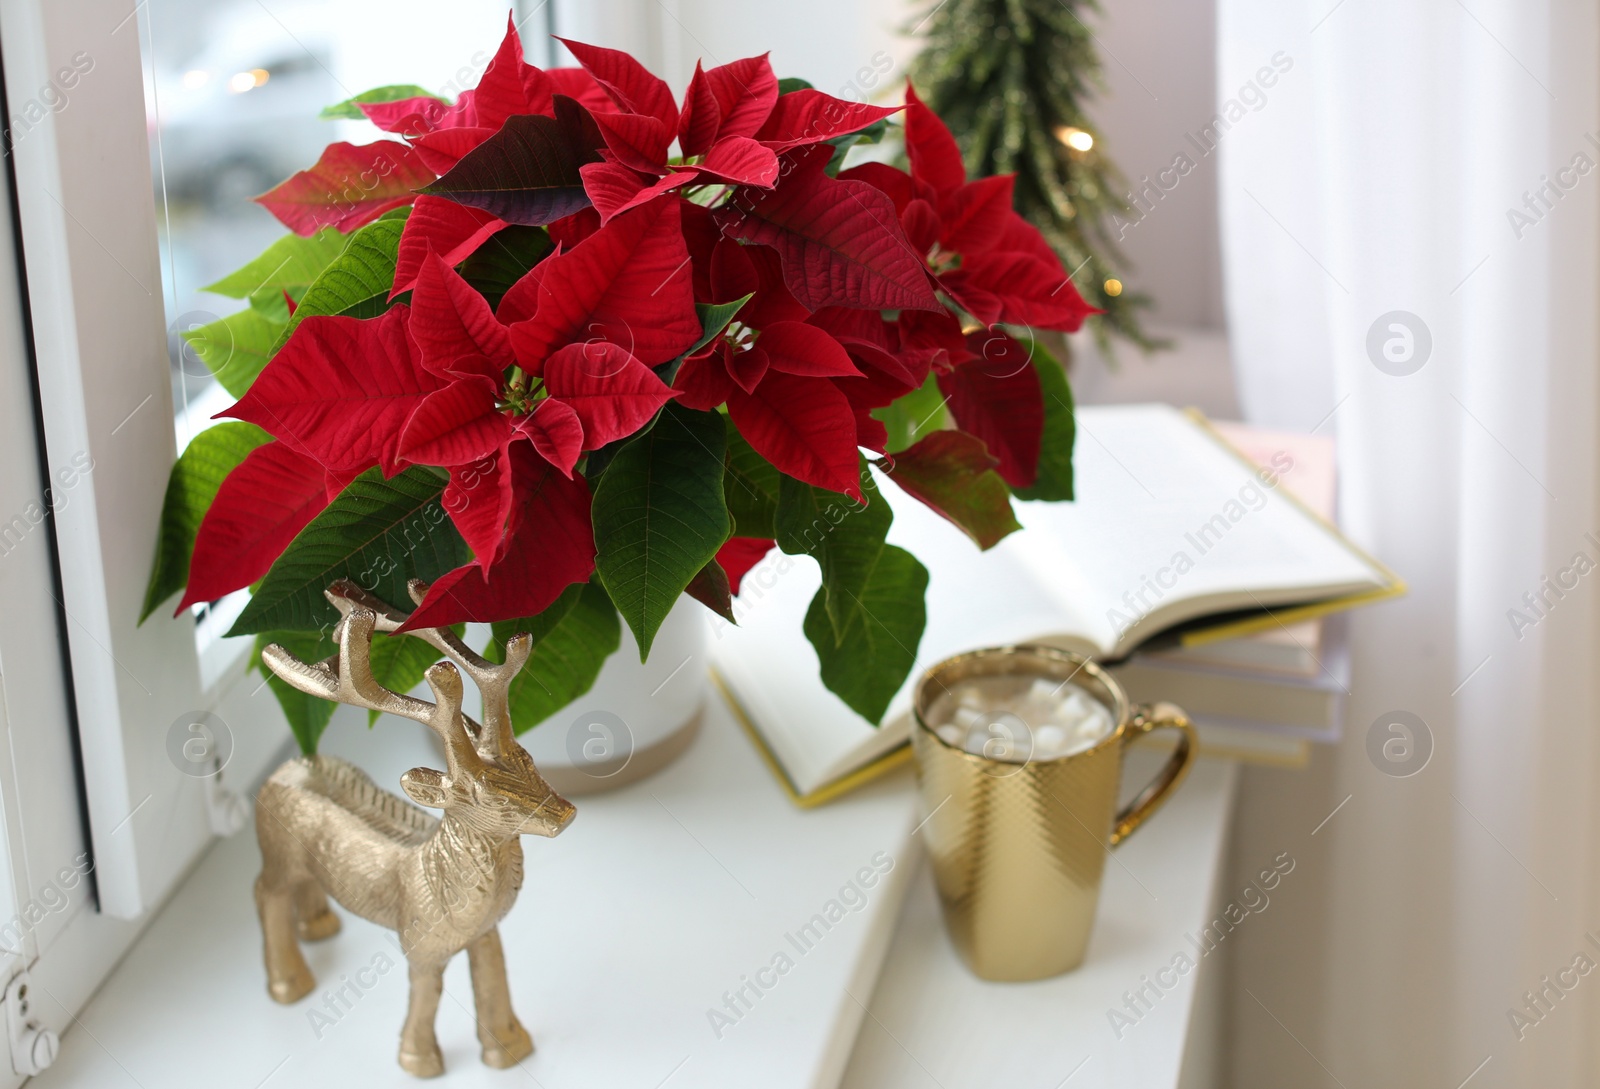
xmin=911 ymin=645 xmax=1198 ymax=982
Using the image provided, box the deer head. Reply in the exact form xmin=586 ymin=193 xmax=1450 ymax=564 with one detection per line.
xmin=261 ymin=580 xmax=575 ymax=839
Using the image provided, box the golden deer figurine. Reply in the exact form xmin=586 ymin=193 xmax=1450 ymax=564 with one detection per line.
xmin=254 ymin=579 xmax=575 ymax=1078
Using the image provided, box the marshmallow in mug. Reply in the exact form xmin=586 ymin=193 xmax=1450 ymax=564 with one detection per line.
xmin=928 ymin=677 xmax=1114 ymax=763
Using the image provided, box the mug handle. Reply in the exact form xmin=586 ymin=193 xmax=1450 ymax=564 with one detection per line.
xmin=1110 ymin=702 xmax=1199 ymax=847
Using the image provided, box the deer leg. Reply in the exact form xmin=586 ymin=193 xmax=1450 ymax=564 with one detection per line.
xmin=254 ymin=869 xmax=314 ymax=1004
xmin=467 ymin=928 xmax=533 ymax=1067
xmin=254 ymin=797 xmax=316 ymax=1003
xmin=293 ymin=878 xmax=341 ymax=942
xmin=398 ymin=959 xmax=447 ymax=1078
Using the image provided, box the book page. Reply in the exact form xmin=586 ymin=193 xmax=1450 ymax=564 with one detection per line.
xmin=886 ymin=481 xmax=1104 ymax=664
xmin=1011 ymin=404 xmax=1386 ymax=656
xmin=1147 ymin=420 xmax=1337 ymax=673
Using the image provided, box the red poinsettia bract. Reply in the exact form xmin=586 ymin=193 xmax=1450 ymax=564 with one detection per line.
xmin=185 ymin=26 xmax=1097 ymax=629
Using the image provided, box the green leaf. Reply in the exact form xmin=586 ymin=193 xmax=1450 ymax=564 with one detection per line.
xmin=489 ymin=582 xmax=622 ymax=731
xmin=776 ymin=77 xmax=815 ymax=94
xmin=456 ymin=225 xmax=553 ymax=310
xmin=228 ymin=466 xmax=469 ymax=636
xmin=203 ymin=229 xmax=350 ymax=298
xmin=872 ymin=371 xmax=949 ymax=454
xmin=253 ymin=621 xmax=467 ymax=748
xmin=776 ymin=461 xmax=890 ymax=641
xmin=689 ymin=296 xmax=755 ymax=356
xmin=826 ymin=118 xmax=888 ymax=175
xmin=271 ymin=212 xmax=410 ymax=355
xmin=246 ymin=284 xmax=306 ymax=324
xmin=843 ymin=117 xmax=888 ymax=147
xmin=803 ymin=545 xmax=928 ymax=724
xmin=254 ymin=629 xmax=337 ymax=754
xmin=1012 ymin=338 xmax=1075 ymax=502
xmin=178 ymin=308 xmax=281 ymax=399
xmin=490 ymin=583 xmax=582 ymax=652
xmin=657 ymin=294 xmax=754 ymax=386
xmin=723 ymin=415 xmax=780 ymax=537
xmin=877 ymin=430 xmax=1021 ymax=550
xmin=320 ymin=85 xmax=442 ymax=120
xmin=364 ymin=629 xmax=464 ymax=727
xmin=592 ymin=403 xmax=731 ymax=659
xmin=580 ymin=408 xmax=665 ymax=483
xmin=684 ymin=560 xmax=735 ymax=623
xmin=141 ymin=422 xmax=272 ymax=623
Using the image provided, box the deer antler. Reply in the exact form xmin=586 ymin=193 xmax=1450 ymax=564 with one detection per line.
xmin=316 ymin=579 xmax=531 ymax=763
xmin=400 ymin=580 xmax=529 ymax=763
xmin=261 ymin=607 xmax=482 ymax=777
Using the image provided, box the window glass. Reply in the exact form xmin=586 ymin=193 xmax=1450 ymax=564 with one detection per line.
xmin=136 ymin=0 xmax=527 ymax=669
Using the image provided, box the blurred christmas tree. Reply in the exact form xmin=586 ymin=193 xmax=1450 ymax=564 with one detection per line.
xmin=908 ymin=0 xmax=1160 ymax=357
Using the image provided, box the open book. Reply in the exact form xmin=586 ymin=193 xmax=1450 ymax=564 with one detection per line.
xmin=1135 ymin=419 xmax=1339 ymax=676
xmin=710 ymin=404 xmax=1403 ymax=803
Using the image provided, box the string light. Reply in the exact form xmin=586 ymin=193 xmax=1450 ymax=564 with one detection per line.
xmin=1103 ymin=278 xmax=1123 ymax=297
xmin=1053 ymin=125 xmax=1094 ymax=152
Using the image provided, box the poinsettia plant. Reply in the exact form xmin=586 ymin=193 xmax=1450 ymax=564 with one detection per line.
xmin=142 ymin=18 xmax=1090 ymax=752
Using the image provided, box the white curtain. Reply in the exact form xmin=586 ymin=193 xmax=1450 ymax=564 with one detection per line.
xmin=1217 ymin=2 xmax=1600 ymax=1086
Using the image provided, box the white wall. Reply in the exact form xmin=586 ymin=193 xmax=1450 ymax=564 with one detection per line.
xmin=1087 ymin=0 xmax=1224 ymax=330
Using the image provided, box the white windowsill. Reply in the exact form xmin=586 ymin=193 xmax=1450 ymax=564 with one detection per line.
xmin=31 ymin=692 xmax=1237 ymax=1088
xmin=841 ymin=750 xmax=1239 ymax=1089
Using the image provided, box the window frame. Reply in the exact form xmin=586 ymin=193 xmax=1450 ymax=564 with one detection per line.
xmin=0 ymin=0 xmax=295 ymax=1016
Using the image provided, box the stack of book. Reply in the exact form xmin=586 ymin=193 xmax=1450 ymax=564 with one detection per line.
xmin=711 ymin=405 xmax=1402 ymax=804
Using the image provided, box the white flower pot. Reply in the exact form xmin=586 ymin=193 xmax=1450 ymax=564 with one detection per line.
xmin=517 ymin=596 xmax=708 ymax=795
